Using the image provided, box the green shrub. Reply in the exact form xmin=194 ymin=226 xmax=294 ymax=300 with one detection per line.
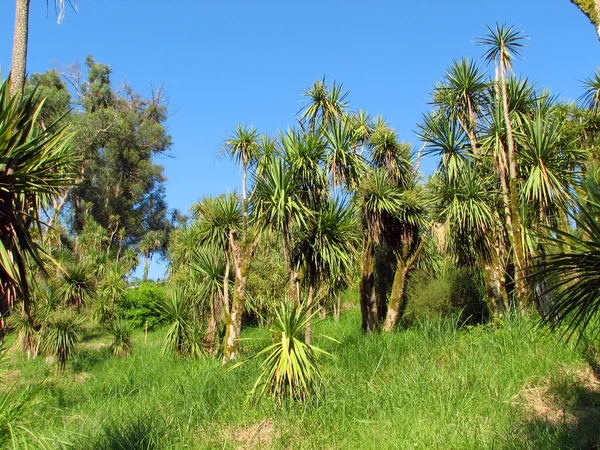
xmin=42 ymin=309 xmax=84 ymax=372
xmin=118 ymin=282 xmax=166 ymax=329
xmin=109 ymin=320 xmax=134 ymax=357
xmin=233 ymin=302 xmax=335 ymax=403
xmin=404 ymin=267 xmax=487 ymax=325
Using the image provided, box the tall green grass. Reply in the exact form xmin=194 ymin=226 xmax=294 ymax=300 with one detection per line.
xmin=2 ymin=309 xmax=598 ymax=449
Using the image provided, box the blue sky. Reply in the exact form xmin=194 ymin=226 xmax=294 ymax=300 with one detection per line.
xmin=1 ymin=1 xmax=598 ymax=277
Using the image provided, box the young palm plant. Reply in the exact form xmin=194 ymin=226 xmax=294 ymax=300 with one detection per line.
xmin=233 ymin=302 xmax=335 ymax=403
xmin=42 ymin=308 xmax=84 ymax=372
xmin=109 ymin=319 xmax=134 ymax=357
xmin=158 ymin=286 xmax=204 ymax=358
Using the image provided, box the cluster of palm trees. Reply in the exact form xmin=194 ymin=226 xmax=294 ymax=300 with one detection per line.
xmin=165 ymin=23 xmax=600 ymax=365
xmin=421 ymin=24 xmax=596 ymax=320
xmin=167 ymin=77 xmax=432 ymax=362
xmin=4 ymin=18 xmax=600 ymax=375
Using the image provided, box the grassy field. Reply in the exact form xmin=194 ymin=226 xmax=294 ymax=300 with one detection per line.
xmin=2 ymin=308 xmax=600 ymax=449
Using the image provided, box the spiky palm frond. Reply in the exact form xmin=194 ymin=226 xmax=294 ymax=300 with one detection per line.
xmin=433 ymin=57 xmax=489 ymax=131
xmin=158 ymin=287 xmax=204 ymax=358
xmin=222 ymin=124 xmax=260 ymax=170
xmin=109 ymin=319 xmax=133 ymax=357
xmin=253 ymin=158 xmax=308 ymax=233
xmin=281 ymin=128 xmax=327 ymax=206
xmin=354 ymin=168 xmax=404 ymax=242
xmin=533 ymin=179 xmax=600 ymax=339
xmin=193 ymin=193 xmax=242 ymax=249
xmin=517 ymin=110 xmax=584 ymax=222
xmin=299 ymin=78 xmax=349 ymax=132
xmin=323 ymin=117 xmax=367 ymax=189
xmin=477 ymin=22 xmax=527 ymax=71
xmin=42 ymin=308 xmax=84 ymax=372
xmin=430 ymin=163 xmax=500 ymax=265
xmin=0 ymin=76 xmax=79 ymax=320
xmin=580 ymin=69 xmax=600 ymax=112
xmin=232 ymin=302 xmax=335 ymax=402
xmin=294 ymin=198 xmax=360 ymax=286
xmin=56 ymin=262 xmax=95 ymax=308
xmin=417 ymin=112 xmax=471 ymax=181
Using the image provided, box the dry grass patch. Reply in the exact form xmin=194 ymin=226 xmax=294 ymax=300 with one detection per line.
xmin=514 ymin=365 xmax=600 ymax=425
xmin=228 ymin=418 xmax=280 ymax=449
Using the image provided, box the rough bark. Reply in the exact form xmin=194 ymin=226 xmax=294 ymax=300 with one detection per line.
xmin=482 ymin=257 xmax=509 ymax=318
xmin=359 ymin=239 xmax=378 ymax=333
xmin=499 ymin=61 xmax=529 ymax=308
xmin=304 ymin=284 xmax=314 ymax=345
xmin=383 ymin=236 xmax=427 ymax=332
xmin=222 ymin=230 xmax=258 ymax=364
xmin=10 ymin=0 xmax=30 ymax=98
xmin=383 ymin=263 xmax=409 ymax=332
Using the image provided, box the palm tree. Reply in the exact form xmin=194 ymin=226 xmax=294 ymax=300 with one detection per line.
xmin=189 ymin=247 xmax=226 ymax=353
xmin=323 ymin=116 xmax=366 ymax=189
xmin=299 ymin=78 xmax=349 ymax=133
xmin=138 ymin=230 xmax=164 ymax=281
xmin=432 ymin=57 xmax=489 ymax=154
xmin=533 ymin=178 xmax=600 ymax=339
xmin=477 ymin=23 xmax=529 ymax=306
xmin=354 ymin=169 xmax=403 ymax=332
xmin=381 ymin=183 xmax=430 ymax=331
xmin=0 ymin=77 xmax=78 ymax=339
xmin=10 ymin=0 xmax=77 ymax=96
xmin=222 ymin=124 xmax=260 ymax=242
xmin=42 ymin=307 xmax=84 ymax=372
xmin=252 ymin=158 xmax=309 ymax=301
xmin=294 ymin=198 xmax=359 ymax=343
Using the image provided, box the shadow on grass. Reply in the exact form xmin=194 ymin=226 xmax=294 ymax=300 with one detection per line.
xmin=81 ymin=330 xmax=110 ymax=343
xmin=71 ymin=347 xmax=111 ymax=373
xmin=76 ymin=412 xmax=168 ymax=450
xmin=510 ymin=370 xmax=600 ymax=449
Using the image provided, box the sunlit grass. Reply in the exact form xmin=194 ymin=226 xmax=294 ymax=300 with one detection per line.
xmin=2 ymin=307 xmax=598 ymax=449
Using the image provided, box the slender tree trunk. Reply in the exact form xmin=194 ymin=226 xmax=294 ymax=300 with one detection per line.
xmin=142 ymin=255 xmax=150 ymax=281
xmin=334 ymin=291 xmax=341 ymax=321
xmin=10 ymin=0 xmax=30 ymax=98
xmin=222 ymin=262 xmax=247 ymax=363
xmin=223 ymin=253 xmax=230 ymax=315
xmin=482 ymin=256 xmax=509 ymax=318
xmin=206 ymin=293 xmax=223 ymax=355
xmin=383 ymin=262 xmax=409 ymax=332
xmin=499 ymin=63 xmax=528 ymax=308
xmin=304 ymin=283 xmax=314 ymax=345
xmin=383 ymin=236 xmax=427 ymax=332
xmin=222 ymin=232 xmax=257 ymax=364
xmin=359 ymin=239 xmax=378 ymax=333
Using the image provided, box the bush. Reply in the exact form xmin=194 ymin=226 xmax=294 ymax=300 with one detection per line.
xmin=403 ymin=267 xmax=487 ymax=325
xmin=118 ymin=282 xmax=166 ymax=329
xmin=109 ymin=320 xmax=134 ymax=357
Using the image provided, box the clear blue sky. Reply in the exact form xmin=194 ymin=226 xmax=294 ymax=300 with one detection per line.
xmin=1 ymin=1 xmax=598 ymax=277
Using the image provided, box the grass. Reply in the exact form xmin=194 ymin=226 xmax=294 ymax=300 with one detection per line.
xmin=1 ymin=308 xmax=599 ymax=449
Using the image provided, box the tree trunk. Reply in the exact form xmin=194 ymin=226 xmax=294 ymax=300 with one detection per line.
xmin=304 ymin=283 xmax=314 ymax=345
xmin=10 ymin=0 xmax=30 ymax=97
xmin=142 ymin=255 xmax=150 ymax=281
xmin=334 ymin=291 xmax=341 ymax=321
xmin=206 ymin=293 xmax=223 ymax=355
xmin=222 ymin=231 xmax=257 ymax=364
xmin=383 ymin=234 xmax=427 ymax=332
xmin=359 ymin=240 xmax=378 ymax=333
xmin=383 ymin=262 xmax=409 ymax=332
xmin=499 ymin=61 xmax=529 ymax=308
xmin=222 ymin=263 xmax=248 ymax=363
xmin=482 ymin=260 xmax=509 ymax=318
